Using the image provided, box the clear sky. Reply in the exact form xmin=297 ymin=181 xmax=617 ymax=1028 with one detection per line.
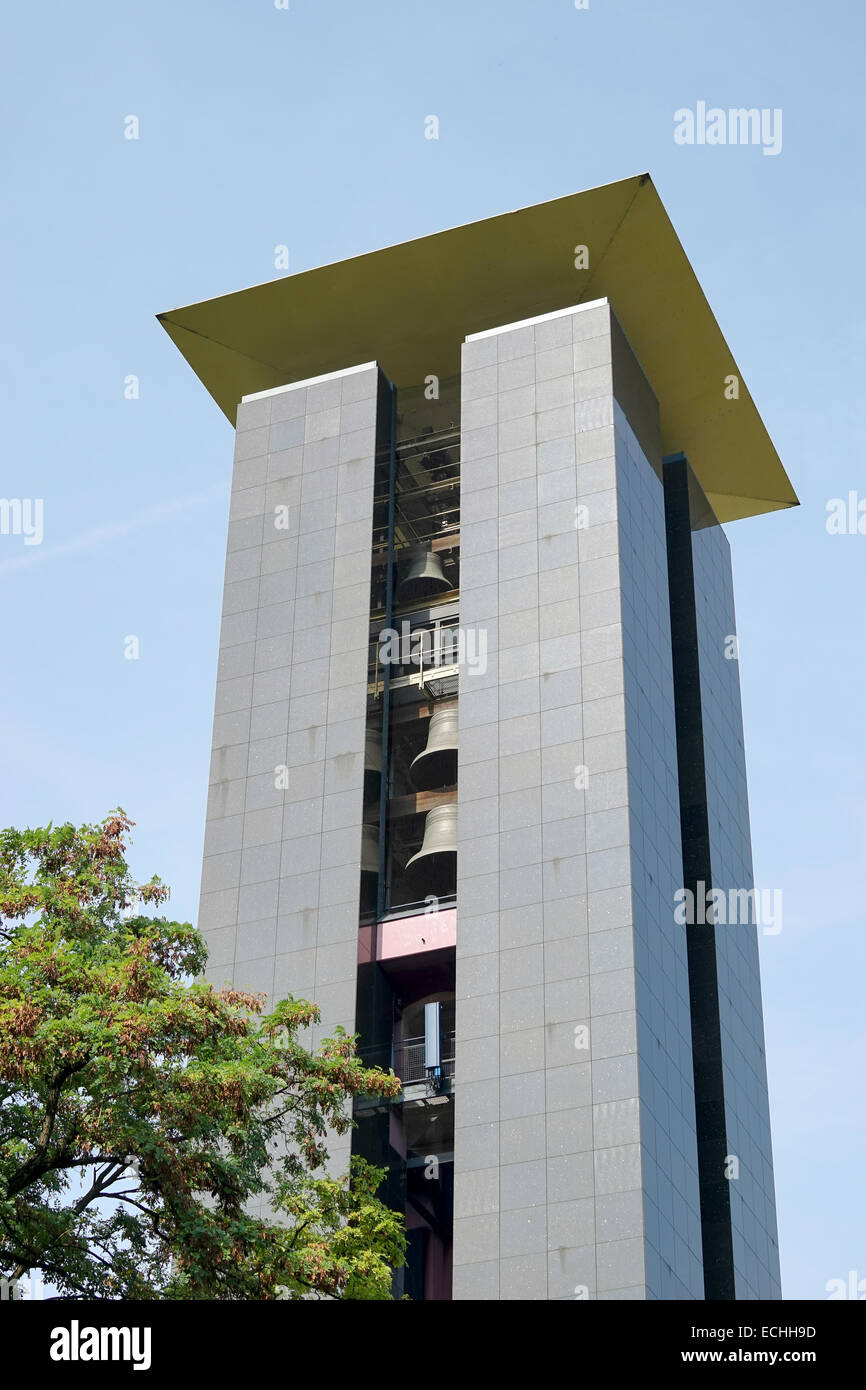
xmin=1 ymin=0 xmax=863 ymax=1301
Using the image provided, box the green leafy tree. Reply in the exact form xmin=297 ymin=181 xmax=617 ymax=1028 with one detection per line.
xmin=0 ymin=812 xmax=404 ymax=1299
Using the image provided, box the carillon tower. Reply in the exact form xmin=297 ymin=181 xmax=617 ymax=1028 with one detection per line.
xmin=160 ymin=174 xmax=795 ymax=1300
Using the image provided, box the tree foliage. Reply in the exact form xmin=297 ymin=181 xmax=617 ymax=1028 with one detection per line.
xmin=0 ymin=812 xmax=404 ymax=1299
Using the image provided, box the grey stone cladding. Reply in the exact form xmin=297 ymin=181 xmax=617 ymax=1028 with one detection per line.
xmin=452 ymin=300 xmax=703 ymax=1299
xmin=198 ymin=361 xmax=386 ymax=1181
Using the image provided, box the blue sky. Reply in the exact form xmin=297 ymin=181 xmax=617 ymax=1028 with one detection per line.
xmin=2 ymin=0 xmax=863 ymax=1300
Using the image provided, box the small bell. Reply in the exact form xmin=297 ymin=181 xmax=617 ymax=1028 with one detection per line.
xmin=397 ymin=544 xmax=451 ymax=603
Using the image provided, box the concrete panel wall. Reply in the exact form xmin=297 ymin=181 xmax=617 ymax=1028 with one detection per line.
xmin=198 ymin=361 xmax=385 ymax=1178
xmin=452 ymin=300 xmax=703 ymax=1300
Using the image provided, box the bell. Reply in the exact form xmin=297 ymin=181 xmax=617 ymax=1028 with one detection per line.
xmin=361 ymin=823 xmax=380 ymax=876
xmin=410 ymin=705 xmax=458 ymax=791
xmin=364 ymin=728 xmax=382 ymax=802
xmin=405 ymin=804 xmax=457 ymax=895
xmin=397 ymin=544 xmax=451 ymax=603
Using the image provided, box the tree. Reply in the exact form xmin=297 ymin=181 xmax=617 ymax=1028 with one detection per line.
xmin=0 ymin=811 xmax=404 ymax=1299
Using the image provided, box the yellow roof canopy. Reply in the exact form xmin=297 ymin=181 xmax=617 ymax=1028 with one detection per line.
xmin=158 ymin=173 xmax=796 ymax=523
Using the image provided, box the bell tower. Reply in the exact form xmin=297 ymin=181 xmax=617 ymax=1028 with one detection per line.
xmin=161 ymin=175 xmax=795 ymax=1300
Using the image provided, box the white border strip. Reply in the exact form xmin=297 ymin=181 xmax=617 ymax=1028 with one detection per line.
xmin=465 ymin=297 xmax=609 ymax=342
xmin=242 ymin=360 xmax=378 ymax=402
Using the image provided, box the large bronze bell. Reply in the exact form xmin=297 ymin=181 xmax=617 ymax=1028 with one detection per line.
xmin=410 ymin=705 xmax=458 ymax=791
xmin=397 ymin=544 xmax=451 ymax=603
xmin=405 ymin=804 xmax=457 ymax=895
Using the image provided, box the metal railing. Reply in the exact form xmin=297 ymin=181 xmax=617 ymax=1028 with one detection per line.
xmin=382 ymin=895 xmax=457 ymax=921
xmin=392 ymin=1031 xmax=456 ymax=1086
xmin=368 ymin=615 xmax=462 ymax=696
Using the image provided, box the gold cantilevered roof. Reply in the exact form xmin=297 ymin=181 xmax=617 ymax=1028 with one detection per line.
xmin=158 ymin=173 xmax=796 ymax=523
